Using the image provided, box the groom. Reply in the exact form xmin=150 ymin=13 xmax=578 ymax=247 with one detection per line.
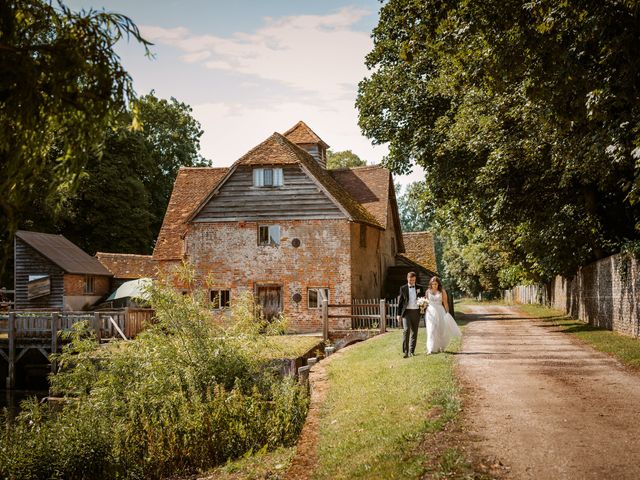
xmin=397 ymin=272 xmax=424 ymax=358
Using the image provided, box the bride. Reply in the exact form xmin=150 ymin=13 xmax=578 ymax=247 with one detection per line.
xmin=425 ymin=276 xmax=461 ymax=354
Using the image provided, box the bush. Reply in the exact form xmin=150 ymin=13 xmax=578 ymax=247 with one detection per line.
xmin=0 ymin=269 xmax=308 ymax=479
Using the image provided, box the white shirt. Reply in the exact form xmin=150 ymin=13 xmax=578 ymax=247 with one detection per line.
xmin=407 ymin=284 xmax=418 ymax=309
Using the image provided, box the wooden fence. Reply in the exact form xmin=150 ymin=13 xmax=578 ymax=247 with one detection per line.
xmin=320 ymin=298 xmax=400 ymax=341
xmin=0 ymin=308 xmax=154 ymax=389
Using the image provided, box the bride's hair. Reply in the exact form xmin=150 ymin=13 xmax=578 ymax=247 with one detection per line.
xmin=429 ymin=276 xmax=443 ymax=292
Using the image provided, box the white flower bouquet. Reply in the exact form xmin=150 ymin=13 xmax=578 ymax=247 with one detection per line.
xmin=417 ymin=297 xmax=428 ymax=314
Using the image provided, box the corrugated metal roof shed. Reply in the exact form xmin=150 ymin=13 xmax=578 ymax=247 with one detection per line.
xmin=16 ymin=230 xmax=113 ymax=276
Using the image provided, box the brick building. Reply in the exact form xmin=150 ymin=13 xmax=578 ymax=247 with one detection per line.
xmin=150 ymin=121 xmax=435 ymax=332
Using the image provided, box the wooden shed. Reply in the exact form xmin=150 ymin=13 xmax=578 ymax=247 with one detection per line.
xmin=14 ymin=231 xmax=112 ymax=311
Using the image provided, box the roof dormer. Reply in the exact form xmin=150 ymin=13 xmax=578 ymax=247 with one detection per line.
xmin=283 ymin=121 xmax=329 ymax=168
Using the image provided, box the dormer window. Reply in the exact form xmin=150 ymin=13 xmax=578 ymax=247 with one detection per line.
xmin=253 ymin=167 xmax=283 ymax=187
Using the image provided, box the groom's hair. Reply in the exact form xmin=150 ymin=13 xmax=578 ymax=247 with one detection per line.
xmin=407 ymin=271 xmax=417 ymax=279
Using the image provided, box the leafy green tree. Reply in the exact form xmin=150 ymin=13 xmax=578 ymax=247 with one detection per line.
xmin=357 ymin=0 xmax=640 ymax=286
xmin=326 ymin=149 xmax=367 ymax=169
xmin=135 ymin=93 xmax=209 ymax=235
xmin=25 ymin=93 xmax=209 ymax=257
xmin=0 ymin=0 xmax=150 ymax=281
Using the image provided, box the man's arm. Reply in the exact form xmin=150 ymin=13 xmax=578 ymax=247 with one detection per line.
xmin=396 ymin=286 xmax=405 ymax=321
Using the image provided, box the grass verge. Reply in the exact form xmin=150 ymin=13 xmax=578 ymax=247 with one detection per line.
xmin=514 ymin=303 xmax=640 ymax=370
xmin=314 ymin=330 xmax=475 ymax=479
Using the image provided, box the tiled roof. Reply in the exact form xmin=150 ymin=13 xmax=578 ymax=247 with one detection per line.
xmin=401 ymin=232 xmax=437 ymax=273
xmin=16 ymin=230 xmax=112 ymax=276
xmin=283 ymin=120 xmax=329 ymax=148
xmin=95 ymin=253 xmax=158 ymax=279
xmin=198 ymin=133 xmax=383 ymax=228
xmin=153 ymin=167 xmax=228 ymax=260
xmin=331 ymin=165 xmax=405 ymax=252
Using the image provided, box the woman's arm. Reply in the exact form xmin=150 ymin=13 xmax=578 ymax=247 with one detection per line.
xmin=442 ymin=289 xmax=449 ymax=313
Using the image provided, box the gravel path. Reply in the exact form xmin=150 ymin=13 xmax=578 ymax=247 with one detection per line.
xmin=457 ymin=305 xmax=640 ymax=479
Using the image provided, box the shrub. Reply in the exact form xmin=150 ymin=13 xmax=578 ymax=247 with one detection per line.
xmin=0 ymin=269 xmax=308 ymax=479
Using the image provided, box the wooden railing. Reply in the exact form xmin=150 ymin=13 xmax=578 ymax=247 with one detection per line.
xmin=0 ymin=308 xmax=155 ymax=389
xmin=320 ymin=298 xmax=401 ymax=341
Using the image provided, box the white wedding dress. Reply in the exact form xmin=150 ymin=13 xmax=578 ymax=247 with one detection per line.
xmin=425 ymin=290 xmax=462 ymax=353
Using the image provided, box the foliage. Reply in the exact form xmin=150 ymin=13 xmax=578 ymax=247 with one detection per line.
xmin=13 ymin=92 xmax=209 ymax=261
xmin=357 ymin=0 xmax=640 ymax=289
xmin=326 ymin=149 xmax=367 ymax=169
xmin=0 ymin=0 xmax=151 ymax=280
xmin=0 ymin=273 xmax=309 ymax=479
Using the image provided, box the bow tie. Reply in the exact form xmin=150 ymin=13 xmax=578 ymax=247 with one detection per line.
xmin=409 ymin=286 xmax=415 ymax=289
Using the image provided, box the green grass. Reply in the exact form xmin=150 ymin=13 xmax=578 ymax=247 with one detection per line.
xmin=515 ymin=303 xmax=640 ymax=370
xmin=314 ymin=330 xmax=471 ymax=479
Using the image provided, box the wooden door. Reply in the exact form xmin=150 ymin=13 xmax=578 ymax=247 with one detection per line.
xmin=256 ymin=285 xmax=282 ymax=321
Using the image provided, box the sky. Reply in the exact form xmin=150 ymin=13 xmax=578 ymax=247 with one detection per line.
xmin=67 ymin=0 xmax=425 ymax=189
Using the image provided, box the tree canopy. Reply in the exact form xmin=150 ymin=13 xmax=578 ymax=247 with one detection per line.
xmin=326 ymin=149 xmax=367 ymax=169
xmin=0 ymin=0 xmax=150 ymax=280
xmin=18 ymin=92 xmax=209 ymax=260
xmin=358 ymin=0 xmax=640 ymax=290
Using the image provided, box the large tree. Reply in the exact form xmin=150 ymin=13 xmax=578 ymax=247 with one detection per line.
xmin=20 ymin=93 xmax=209 ymax=258
xmin=0 ymin=0 xmax=150 ymax=281
xmin=357 ymin=0 xmax=640 ymax=285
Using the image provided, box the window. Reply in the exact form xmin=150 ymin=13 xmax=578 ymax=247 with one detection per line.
xmin=210 ymin=289 xmax=231 ymax=309
xmin=359 ymin=224 xmax=367 ymax=248
xmin=258 ymin=225 xmax=280 ymax=246
xmin=308 ymin=288 xmax=329 ymax=309
xmin=84 ymin=275 xmax=95 ymax=294
xmin=253 ymin=167 xmax=283 ymax=187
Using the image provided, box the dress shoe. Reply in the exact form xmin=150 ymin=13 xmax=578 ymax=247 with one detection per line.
xmin=403 ymin=353 xmax=409 ymax=358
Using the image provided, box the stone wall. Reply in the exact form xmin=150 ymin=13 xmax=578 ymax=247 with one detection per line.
xmin=505 ymin=253 xmax=640 ymax=338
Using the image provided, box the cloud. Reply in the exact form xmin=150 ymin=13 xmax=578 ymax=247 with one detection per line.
xmin=141 ymin=7 xmax=372 ymax=99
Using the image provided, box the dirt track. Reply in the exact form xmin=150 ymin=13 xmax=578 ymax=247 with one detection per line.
xmin=458 ymin=305 xmax=640 ymax=479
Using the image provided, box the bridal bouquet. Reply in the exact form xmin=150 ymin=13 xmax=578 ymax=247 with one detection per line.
xmin=417 ymin=297 xmax=428 ymax=314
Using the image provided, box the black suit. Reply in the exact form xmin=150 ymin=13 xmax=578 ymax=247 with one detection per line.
xmin=398 ymin=283 xmax=424 ymax=355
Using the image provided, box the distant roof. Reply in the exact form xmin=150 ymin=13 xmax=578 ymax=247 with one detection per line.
xmin=16 ymin=231 xmax=112 ymax=276
xmin=330 ymin=165 xmax=405 ymax=252
xmin=153 ymin=167 xmax=228 ymax=260
xmin=283 ymin=120 xmax=329 ymax=148
xmin=96 ymin=252 xmax=158 ymax=279
xmin=401 ymin=232 xmax=437 ymax=272
xmin=190 ymin=133 xmax=383 ymax=229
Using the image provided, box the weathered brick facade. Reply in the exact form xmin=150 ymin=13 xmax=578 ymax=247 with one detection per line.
xmin=185 ymin=220 xmax=353 ymax=332
xmin=64 ymin=274 xmax=110 ymax=296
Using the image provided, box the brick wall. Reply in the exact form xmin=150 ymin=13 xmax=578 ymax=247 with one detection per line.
xmin=64 ymin=274 xmax=110 ymax=296
xmin=350 ymin=207 xmax=397 ymax=299
xmin=183 ymin=219 xmax=353 ymax=333
xmin=505 ymin=253 xmax=640 ymax=338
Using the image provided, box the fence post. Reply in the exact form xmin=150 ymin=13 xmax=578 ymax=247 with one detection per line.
xmin=93 ymin=312 xmax=102 ymax=343
xmin=322 ymin=299 xmax=329 ymax=342
xmin=380 ymin=299 xmax=386 ymax=333
xmin=7 ymin=312 xmax=15 ymax=389
xmin=50 ymin=312 xmax=59 ymax=373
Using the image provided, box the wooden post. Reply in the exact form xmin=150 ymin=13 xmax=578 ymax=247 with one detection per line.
xmin=124 ymin=307 xmax=130 ymax=338
xmin=7 ymin=312 xmax=15 ymax=389
xmin=322 ymin=299 xmax=329 ymax=342
xmin=50 ymin=312 xmax=59 ymax=373
xmin=93 ymin=312 xmax=102 ymax=343
xmin=380 ymin=299 xmax=386 ymax=333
